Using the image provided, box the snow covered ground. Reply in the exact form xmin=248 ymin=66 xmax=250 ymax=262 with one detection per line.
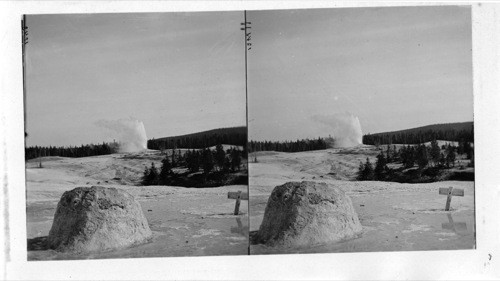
xmin=25 ymin=152 xmax=248 ymax=260
xmin=249 ymin=147 xmax=475 ymax=254
xmin=25 ymin=145 xmax=475 ymax=258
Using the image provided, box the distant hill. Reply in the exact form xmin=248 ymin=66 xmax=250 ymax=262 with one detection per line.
xmin=148 ymin=126 xmax=247 ymax=150
xmin=363 ymin=122 xmax=473 ymax=145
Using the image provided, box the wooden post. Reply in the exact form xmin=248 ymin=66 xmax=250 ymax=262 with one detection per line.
xmin=228 ymin=191 xmax=248 ymax=215
xmin=234 ymin=191 xmax=242 ymax=215
xmin=445 ymin=186 xmax=453 ymax=211
xmin=439 ymin=187 xmax=464 ymax=211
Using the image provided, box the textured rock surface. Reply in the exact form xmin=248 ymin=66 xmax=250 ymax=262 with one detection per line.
xmin=47 ymin=186 xmax=152 ymax=253
xmin=256 ymin=181 xmax=362 ymax=247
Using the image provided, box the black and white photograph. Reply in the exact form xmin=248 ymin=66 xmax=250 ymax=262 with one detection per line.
xmin=247 ymin=6 xmax=475 ymax=255
xmin=2 ymin=1 xmax=500 ymax=280
xmin=23 ymin=12 xmax=249 ymax=260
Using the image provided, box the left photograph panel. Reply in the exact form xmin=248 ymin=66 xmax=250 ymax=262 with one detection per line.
xmin=23 ymin=12 xmax=249 ymax=260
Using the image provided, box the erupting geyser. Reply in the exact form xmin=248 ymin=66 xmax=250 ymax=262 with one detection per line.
xmin=96 ymin=118 xmax=148 ymax=153
xmin=314 ymin=113 xmax=363 ymax=148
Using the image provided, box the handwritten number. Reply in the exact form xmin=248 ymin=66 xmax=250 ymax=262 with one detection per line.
xmin=241 ymin=21 xmax=252 ymax=51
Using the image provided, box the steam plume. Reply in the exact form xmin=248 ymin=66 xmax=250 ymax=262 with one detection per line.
xmin=313 ymin=113 xmax=363 ymax=148
xmin=95 ymin=118 xmax=148 ymax=153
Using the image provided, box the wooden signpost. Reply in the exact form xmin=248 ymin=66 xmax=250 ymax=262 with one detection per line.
xmin=227 ymin=191 xmax=249 ymax=215
xmin=439 ymin=187 xmax=464 ymax=211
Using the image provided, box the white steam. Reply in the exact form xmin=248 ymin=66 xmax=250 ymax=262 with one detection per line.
xmin=95 ymin=118 xmax=148 ymax=153
xmin=313 ymin=113 xmax=363 ymax=148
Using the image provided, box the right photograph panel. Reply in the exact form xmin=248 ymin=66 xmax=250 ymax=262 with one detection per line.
xmin=247 ymin=6 xmax=474 ymax=254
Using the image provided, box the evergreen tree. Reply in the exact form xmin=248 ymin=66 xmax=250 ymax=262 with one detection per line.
xmin=147 ymin=127 xmax=246 ymax=151
xmin=446 ymin=146 xmax=456 ymax=167
xmin=158 ymin=156 xmax=172 ymax=185
xmin=390 ymin=145 xmax=400 ymax=162
xmin=142 ymin=162 xmax=159 ymax=185
xmin=223 ymin=155 xmax=231 ymax=172
xmin=457 ymin=141 xmax=465 ymax=155
xmin=171 ymin=148 xmax=176 ymax=167
xmin=464 ymin=142 xmax=473 ymax=159
xmin=429 ymin=139 xmax=441 ymax=167
xmin=362 ymin=158 xmax=374 ymax=180
xmin=439 ymin=152 xmax=446 ymax=167
xmin=215 ymin=144 xmax=226 ymax=171
xmin=201 ymin=148 xmax=214 ymax=174
xmin=141 ymin=166 xmax=150 ymax=185
xmin=230 ymin=148 xmax=242 ymax=171
xmin=374 ymin=152 xmax=387 ymax=180
xmin=148 ymin=162 xmax=159 ymax=185
xmin=416 ymin=144 xmax=429 ymax=169
xmin=356 ymin=161 xmax=365 ymax=180
xmin=400 ymin=145 xmax=416 ymax=169
xmin=386 ymin=145 xmax=391 ymax=163
xmin=185 ymin=150 xmax=201 ymax=173
xmin=247 ymin=137 xmax=331 ymax=153
xmin=25 ymin=142 xmax=116 ymax=160
xmin=362 ymin=124 xmax=473 ymax=146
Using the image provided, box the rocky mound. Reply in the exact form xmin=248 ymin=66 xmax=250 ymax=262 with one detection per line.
xmin=255 ymin=181 xmax=362 ymax=247
xmin=47 ymin=186 xmax=152 ymax=253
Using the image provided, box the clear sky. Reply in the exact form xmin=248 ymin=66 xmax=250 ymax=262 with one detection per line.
xmin=25 ymin=12 xmax=246 ymax=147
xmin=247 ymin=6 xmax=473 ymax=141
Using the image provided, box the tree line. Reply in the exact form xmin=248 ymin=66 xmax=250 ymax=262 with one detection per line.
xmin=141 ymin=144 xmax=244 ymax=186
xmin=25 ymin=127 xmax=246 ymax=160
xmin=357 ymin=140 xmax=474 ymax=182
xmin=363 ymin=123 xmax=473 ymax=145
xmin=248 ymin=137 xmax=329 ymax=153
xmin=25 ymin=142 xmax=117 ymax=160
xmin=148 ymin=127 xmax=246 ymax=150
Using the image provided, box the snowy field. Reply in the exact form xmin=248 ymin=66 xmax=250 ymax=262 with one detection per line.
xmin=24 ymin=145 xmax=475 ymax=258
xmin=25 ymin=152 xmax=249 ymax=260
xmin=249 ymin=147 xmax=475 ymax=254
